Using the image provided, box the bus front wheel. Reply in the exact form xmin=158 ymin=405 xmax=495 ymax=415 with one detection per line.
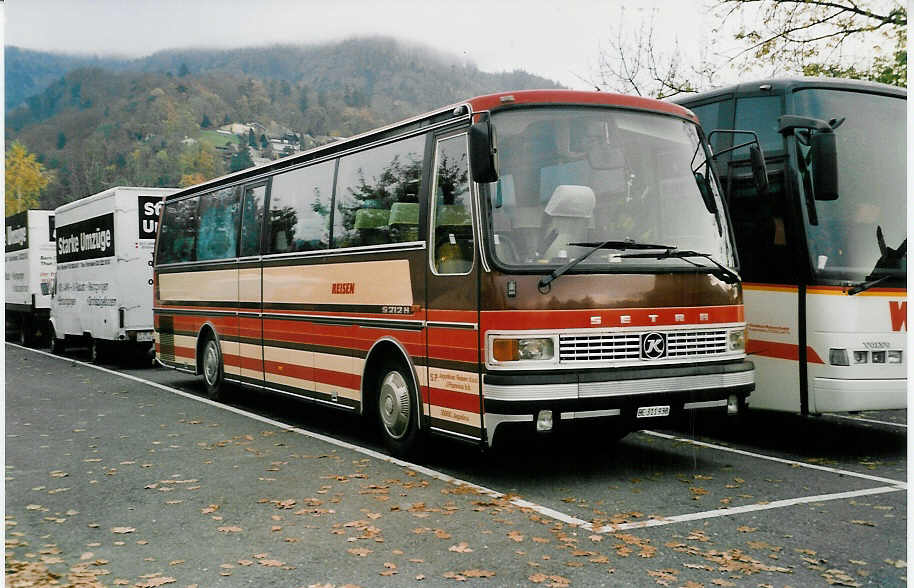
xmin=202 ymin=336 xmax=226 ymax=401
xmin=376 ymin=362 xmax=424 ymax=461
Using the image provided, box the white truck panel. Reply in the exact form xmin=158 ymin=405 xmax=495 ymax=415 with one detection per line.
xmin=52 ymin=187 xmax=176 ymax=343
xmin=6 ymin=210 xmax=56 ymax=309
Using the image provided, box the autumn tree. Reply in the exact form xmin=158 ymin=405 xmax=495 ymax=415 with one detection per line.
xmin=719 ymin=0 xmax=906 ymax=85
xmin=6 ymin=141 xmax=50 ymax=215
xmin=596 ymin=0 xmax=906 ymax=97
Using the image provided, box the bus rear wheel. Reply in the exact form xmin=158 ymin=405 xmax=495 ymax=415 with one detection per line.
xmin=376 ymin=361 xmax=424 ymax=461
xmin=202 ymin=336 xmax=226 ymax=401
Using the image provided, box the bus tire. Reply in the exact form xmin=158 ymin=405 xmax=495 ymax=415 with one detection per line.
xmin=201 ymin=336 xmax=226 ymax=401
xmin=50 ymin=326 xmax=65 ymax=355
xmin=376 ymin=360 xmax=424 ymax=461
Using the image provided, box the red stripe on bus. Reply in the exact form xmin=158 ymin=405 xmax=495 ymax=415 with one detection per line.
xmin=467 ymin=90 xmax=696 ymax=122
xmin=481 ymin=306 xmax=744 ymax=330
xmin=426 ymin=388 xmax=481 ymax=414
xmin=747 ymin=339 xmax=825 ymax=364
xmin=174 ymin=346 xmax=195 ymax=360
xmin=419 ymin=386 xmax=480 ymax=414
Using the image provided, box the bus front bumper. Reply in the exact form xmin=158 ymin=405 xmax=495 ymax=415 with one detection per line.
xmin=812 ymin=377 xmax=907 ymax=413
xmin=482 ymin=361 xmax=755 ymax=446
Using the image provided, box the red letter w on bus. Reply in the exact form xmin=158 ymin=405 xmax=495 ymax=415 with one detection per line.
xmin=889 ymin=301 xmax=907 ymax=331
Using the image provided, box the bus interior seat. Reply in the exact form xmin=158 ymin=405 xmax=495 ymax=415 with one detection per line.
xmin=389 ymin=202 xmax=419 ymax=242
xmin=353 ymin=208 xmax=391 ymax=246
xmin=542 ymin=185 xmax=595 ymax=259
xmin=434 ymin=204 xmax=473 ymax=273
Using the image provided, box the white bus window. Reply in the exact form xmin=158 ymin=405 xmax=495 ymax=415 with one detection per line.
xmin=158 ymin=196 xmax=199 ymax=264
xmin=268 ymin=161 xmax=334 ymax=254
xmin=196 ymin=187 xmax=240 ymax=261
xmin=431 ymin=135 xmax=472 ymax=274
xmin=333 ymin=135 xmax=424 ymax=249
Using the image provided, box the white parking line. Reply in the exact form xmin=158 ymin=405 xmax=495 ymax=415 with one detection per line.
xmin=641 ymin=430 xmax=907 ymax=487
xmin=593 ymin=485 xmax=904 ymax=532
xmin=825 ymin=413 xmax=907 ymax=429
xmin=9 ymin=343 xmax=907 ymax=535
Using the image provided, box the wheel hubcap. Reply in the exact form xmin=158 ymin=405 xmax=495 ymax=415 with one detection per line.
xmin=379 ymin=371 xmax=411 ymax=439
xmin=203 ymin=342 xmax=219 ymax=385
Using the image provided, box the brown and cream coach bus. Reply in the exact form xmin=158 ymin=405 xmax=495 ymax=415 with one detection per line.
xmin=154 ymin=89 xmax=754 ymax=459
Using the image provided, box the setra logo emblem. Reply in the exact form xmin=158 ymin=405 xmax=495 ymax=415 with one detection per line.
xmin=641 ymin=332 xmax=667 ymax=360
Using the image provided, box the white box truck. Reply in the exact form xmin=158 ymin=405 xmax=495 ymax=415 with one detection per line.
xmin=50 ymin=187 xmax=178 ymax=361
xmin=5 ymin=210 xmax=56 ymax=345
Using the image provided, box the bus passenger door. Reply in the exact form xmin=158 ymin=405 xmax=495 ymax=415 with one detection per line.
xmin=238 ymin=182 xmax=267 ymax=385
xmin=425 ymin=132 xmax=483 ymax=442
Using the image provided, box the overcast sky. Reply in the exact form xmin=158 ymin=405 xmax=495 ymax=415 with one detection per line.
xmin=3 ymin=0 xmax=717 ymax=90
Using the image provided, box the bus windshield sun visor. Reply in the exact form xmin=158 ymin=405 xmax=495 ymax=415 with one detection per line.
xmin=618 ymin=248 xmax=740 ymax=284
xmin=537 ymin=239 xmax=675 ymax=292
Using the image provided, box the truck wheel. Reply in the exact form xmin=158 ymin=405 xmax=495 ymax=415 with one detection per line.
xmin=50 ymin=326 xmax=65 ymax=355
xmin=89 ymin=337 xmax=104 ymax=364
xmin=376 ymin=360 xmax=424 ymax=461
xmin=202 ymin=336 xmax=226 ymax=401
xmin=18 ymin=317 xmax=31 ymax=347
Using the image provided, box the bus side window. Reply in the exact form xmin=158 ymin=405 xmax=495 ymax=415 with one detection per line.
xmin=267 ymin=161 xmax=334 ymax=254
xmin=332 ymin=135 xmax=425 ymax=249
xmin=431 ymin=135 xmax=473 ymax=274
xmin=240 ymin=183 xmax=266 ymax=257
xmin=158 ymin=196 xmax=199 ymax=264
xmin=196 ymin=187 xmax=241 ymax=261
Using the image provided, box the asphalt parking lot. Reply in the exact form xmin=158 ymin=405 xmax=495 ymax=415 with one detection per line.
xmin=6 ymin=342 xmax=907 ymax=586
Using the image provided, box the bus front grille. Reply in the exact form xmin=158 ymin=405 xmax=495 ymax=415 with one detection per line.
xmin=558 ymin=329 xmax=729 ymax=362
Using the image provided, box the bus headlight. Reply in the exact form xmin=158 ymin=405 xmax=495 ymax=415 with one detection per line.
xmin=492 ymin=337 xmax=555 ymax=362
xmin=728 ymin=328 xmax=746 ymax=351
xmin=888 ymin=350 xmax=903 ymax=364
xmin=829 ymin=348 xmax=849 ymax=366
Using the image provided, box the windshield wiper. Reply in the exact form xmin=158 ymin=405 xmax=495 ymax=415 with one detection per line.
xmin=537 ymin=239 xmax=674 ymax=291
xmin=618 ymin=248 xmax=740 ymax=284
xmin=847 ymin=274 xmax=892 ymax=296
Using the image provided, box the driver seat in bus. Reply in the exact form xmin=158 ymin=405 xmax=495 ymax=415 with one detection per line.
xmin=434 ymin=204 xmax=473 ymax=273
xmin=542 ymin=185 xmax=595 ymax=259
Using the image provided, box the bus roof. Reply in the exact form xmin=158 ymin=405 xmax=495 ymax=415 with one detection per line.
xmin=164 ymin=89 xmax=698 ymax=202
xmin=672 ymin=76 xmax=907 ymax=105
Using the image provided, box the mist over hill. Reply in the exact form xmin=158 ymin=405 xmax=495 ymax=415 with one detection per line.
xmin=6 ymin=37 xmax=563 ymax=208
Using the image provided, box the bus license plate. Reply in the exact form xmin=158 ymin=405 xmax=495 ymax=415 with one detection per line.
xmin=636 ymin=405 xmax=670 ymax=418
xmin=135 ymin=331 xmax=154 ymax=343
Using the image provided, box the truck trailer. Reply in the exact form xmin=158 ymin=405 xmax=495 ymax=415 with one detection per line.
xmin=50 ymin=186 xmax=178 ymax=361
xmin=5 ymin=210 xmax=56 ymax=345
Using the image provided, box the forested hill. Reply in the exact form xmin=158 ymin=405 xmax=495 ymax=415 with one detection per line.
xmin=6 ymin=37 xmax=563 ymax=208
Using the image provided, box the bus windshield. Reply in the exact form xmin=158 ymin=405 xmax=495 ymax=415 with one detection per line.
xmin=484 ymin=107 xmax=734 ymax=271
xmin=793 ymin=88 xmax=907 ymax=282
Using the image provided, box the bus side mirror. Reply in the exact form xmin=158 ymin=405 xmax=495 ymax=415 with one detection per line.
xmin=469 ymin=120 xmax=498 ymax=183
xmin=810 ymin=131 xmax=839 ymax=200
xmin=749 ymin=145 xmax=769 ymax=196
xmin=693 ymin=172 xmax=718 ymax=214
